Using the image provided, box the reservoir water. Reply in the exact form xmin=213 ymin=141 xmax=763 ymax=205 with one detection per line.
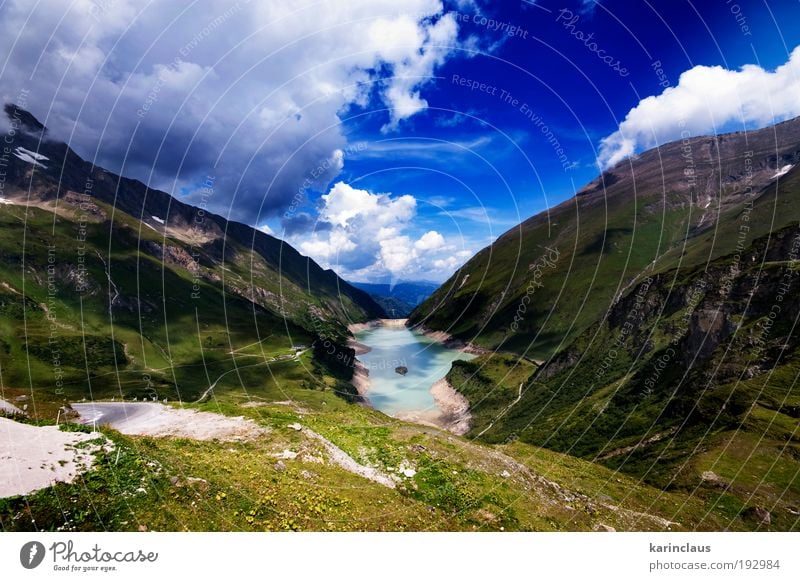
xmin=354 ymin=323 xmax=474 ymax=416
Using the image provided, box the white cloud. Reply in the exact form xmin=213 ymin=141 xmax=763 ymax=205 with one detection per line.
xmin=379 ymin=12 xmax=458 ymax=132
xmin=414 ymin=230 xmax=445 ymax=251
xmin=380 ymin=235 xmax=415 ymax=272
xmin=598 ymin=46 xmax=800 ymax=169
xmin=291 ymin=182 xmax=470 ymax=282
xmin=0 ymin=0 xmax=460 ymax=221
xmin=319 ymin=182 xmax=415 ymax=228
xmin=433 ymin=249 xmax=473 ymax=271
xmin=425 ymin=195 xmax=456 ymax=207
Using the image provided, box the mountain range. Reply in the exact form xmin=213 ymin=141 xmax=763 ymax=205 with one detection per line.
xmin=349 ymin=280 xmax=439 ymax=317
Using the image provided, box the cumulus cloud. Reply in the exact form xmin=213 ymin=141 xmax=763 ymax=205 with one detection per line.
xmin=291 ymin=182 xmax=468 ymax=282
xmin=0 ymin=0 xmax=460 ymax=222
xmin=598 ymin=46 xmax=800 ymax=169
xmin=414 ymin=230 xmax=445 ymax=251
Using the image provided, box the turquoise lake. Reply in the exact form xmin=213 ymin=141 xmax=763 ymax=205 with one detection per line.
xmin=354 ymin=324 xmax=474 ymax=416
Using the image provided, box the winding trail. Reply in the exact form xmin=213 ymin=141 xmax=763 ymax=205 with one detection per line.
xmin=302 ymin=428 xmax=396 ymax=488
xmin=195 ymin=349 xmax=307 ymax=403
xmin=476 ymin=382 xmax=524 ymax=438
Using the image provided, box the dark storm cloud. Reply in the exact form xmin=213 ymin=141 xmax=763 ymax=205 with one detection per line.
xmin=0 ymin=0 xmax=460 ymax=225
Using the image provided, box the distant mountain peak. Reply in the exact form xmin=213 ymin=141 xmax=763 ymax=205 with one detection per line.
xmin=4 ymin=103 xmax=46 ymax=135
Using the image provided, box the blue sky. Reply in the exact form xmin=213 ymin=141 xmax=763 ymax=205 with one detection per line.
xmin=2 ymin=0 xmax=799 ymax=282
xmin=272 ymin=0 xmax=800 ymax=282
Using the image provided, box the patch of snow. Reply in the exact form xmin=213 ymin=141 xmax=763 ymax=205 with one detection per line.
xmin=397 ymin=460 xmax=417 ymax=478
xmin=0 ymin=197 xmax=14 ymax=205
xmin=458 ymin=273 xmax=470 ymax=289
xmin=0 ymin=417 xmax=108 ymax=497
xmin=72 ymin=402 xmax=270 ymax=442
xmin=16 ymin=147 xmax=49 ymax=162
xmin=151 ymin=216 xmax=165 ymax=224
xmin=0 ymin=398 xmax=23 ymax=415
xmin=13 ymin=147 xmax=48 ymax=169
xmin=772 ymin=164 xmax=794 ymax=179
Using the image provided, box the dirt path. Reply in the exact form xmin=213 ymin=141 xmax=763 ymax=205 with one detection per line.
xmin=476 ymin=382 xmax=524 ymax=437
xmin=302 ymin=428 xmax=396 ymax=488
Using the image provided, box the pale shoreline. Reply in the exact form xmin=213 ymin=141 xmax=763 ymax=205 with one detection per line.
xmin=409 ymin=322 xmax=489 ymax=355
xmin=347 ymin=318 xmax=474 ymax=435
xmin=347 ymin=318 xmax=409 ymax=334
xmin=351 ymin=359 xmax=371 ymax=402
xmin=395 ymin=378 xmax=472 ymax=436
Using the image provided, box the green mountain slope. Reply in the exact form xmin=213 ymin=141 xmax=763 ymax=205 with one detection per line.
xmin=0 ymin=396 xmax=740 ymax=532
xmin=451 ymin=223 xmax=800 ymax=528
xmin=0 ymin=104 xmax=383 ymax=407
xmin=415 ymin=120 xmax=800 ymax=530
xmin=410 ymin=117 xmax=800 ymax=359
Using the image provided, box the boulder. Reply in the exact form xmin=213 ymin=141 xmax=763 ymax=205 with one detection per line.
xmin=744 ymin=506 xmax=771 ymax=526
xmin=593 ymin=523 xmax=616 ymax=532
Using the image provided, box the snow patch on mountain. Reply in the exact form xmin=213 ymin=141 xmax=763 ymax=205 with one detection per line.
xmin=13 ymin=146 xmax=48 ymax=168
xmin=772 ymin=164 xmax=794 ymax=179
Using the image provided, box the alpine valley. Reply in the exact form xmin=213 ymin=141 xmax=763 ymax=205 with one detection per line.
xmin=1 ymin=104 xmax=798 ymax=532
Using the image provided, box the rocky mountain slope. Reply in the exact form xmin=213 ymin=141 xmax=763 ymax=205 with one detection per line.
xmin=0 ymin=104 xmax=383 ymax=406
xmin=411 ymin=119 xmax=800 ymax=530
xmin=409 ymin=117 xmax=800 ymax=358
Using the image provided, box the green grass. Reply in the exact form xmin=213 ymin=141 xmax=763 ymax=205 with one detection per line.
xmin=447 ymin=353 xmax=537 ymax=434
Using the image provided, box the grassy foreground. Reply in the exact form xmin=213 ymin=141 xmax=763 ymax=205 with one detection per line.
xmin=0 ymin=383 xmax=745 ymax=532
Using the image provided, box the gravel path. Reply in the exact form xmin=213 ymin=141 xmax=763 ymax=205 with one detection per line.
xmin=302 ymin=428 xmax=396 ymax=488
